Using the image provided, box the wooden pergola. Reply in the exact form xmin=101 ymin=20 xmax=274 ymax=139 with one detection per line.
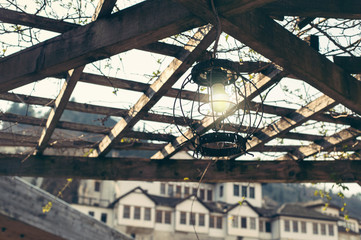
xmin=0 ymin=0 xmax=361 ymax=183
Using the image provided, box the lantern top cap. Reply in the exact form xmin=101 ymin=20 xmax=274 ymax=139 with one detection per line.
xmin=191 ymin=59 xmax=239 ymax=86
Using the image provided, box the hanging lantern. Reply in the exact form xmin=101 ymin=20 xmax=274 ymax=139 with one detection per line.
xmin=174 ymin=58 xmax=263 ymax=158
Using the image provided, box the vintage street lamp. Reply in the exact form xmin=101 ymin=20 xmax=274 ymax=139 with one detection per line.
xmin=174 ymin=58 xmax=263 ymax=158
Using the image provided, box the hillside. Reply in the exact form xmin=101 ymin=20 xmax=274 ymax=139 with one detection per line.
xmin=262 ymin=183 xmax=361 ymax=219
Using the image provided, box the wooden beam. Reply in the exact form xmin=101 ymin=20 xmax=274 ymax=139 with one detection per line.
xmin=0 ymin=8 xmax=78 ymax=32
xmin=334 ymin=56 xmax=361 ymax=74
xmin=234 ymin=95 xmax=337 ymax=159
xmin=0 ymin=154 xmax=360 ymax=182
xmin=89 ymin=27 xmax=217 ymax=157
xmin=0 ymin=177 xmax=132 ymax=240
xmin=179 ymin=0 xmax=361 ymax=116
xmin=0 ymin=0 xmax=201 ymax=92
xmin=277 ymin=127 xmax=361 ymax=160
xmin=0 ymin=92 xmax=196 ymax=127
xmin=151 ymin=65 xmax=285 ymax=159
xmin=35 ymin=68 xmax=83 ymax=154
xmin=35 ymin=0 xmax=117 ymax=155
xmin=262 ymin=0 xmax=361 ymax=19
xmin=0 ymin=112 xmax=175 ymax=142
xmin=0 ymin=8 xmax=206 ymax=61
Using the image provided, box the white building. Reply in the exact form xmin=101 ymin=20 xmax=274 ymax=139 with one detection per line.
xmin=71 ymin=181 xmax=360 ymax=240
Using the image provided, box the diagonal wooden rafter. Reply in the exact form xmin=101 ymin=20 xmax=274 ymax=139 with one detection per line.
xmin=277 ymin=127 xmax=361 ymax=160
xmin=177 ymin=0 xmax=361 ymax=116
xmin=0 ymin=8 xmax=207 ymax=61
xmin=230 ymin=95 xmax=337 ymax=159
xmin=89 ymin=26 xmax=217 ymax=157
xmin=35 ymin=0 xmax=117 ymax=155
xmin=151 ymin=65 xmax=286 ymax=159
xmin=0 ymin=0 xmax=203 ymax=92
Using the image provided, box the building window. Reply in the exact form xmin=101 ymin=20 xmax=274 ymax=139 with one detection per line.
xmin=210 ymin=215 xmax=215 ymax=228
xmin=144 ymin=207 xmax=151 ymax=221
xmin=210 ymin=215 xmax=222 ymax=229
xmin=192 ymin=187 xmax=197 ymax=196
xmin=250 ymin=217 xmax=256 ymax=230
xmin=164 ymin=211 xmax=171 ymax=224
xmin=265 ymin=221 xmax=271 ymax=233
xmin=242 ymin=186 xmax=247 ymax=197
xmin=180 ymin=211 xmax=187 ymax=224
xmin=101 ymin=213 xmax=107 ymax=223
xmin=123 ymin=205 xmax=130 ymax=219
xmin=301 ymin=221 xmax=307 ymax=233
xmin=168 ymin=184 xmax=174 ymax=196
xmin=160 ymin=183 xmax=166 ymax=194
xmin=232 ymin=216 xmax=238 ymax=228
xmin=199 ymin=214 xmax=205 ymax=226
xmin=328 ymin=224 xmax=334 ymax=236
xmin=249 ymin=187 xmax=255 ymax=199
xmin=156 ymin=210 xmax=162 ymax=223
xmin=176 ymin=185 xmax=181 ymax=195
xmin=207 ymin=190 xmax=213 ymax=201
xmin=216 ymin=216 xmax=222 ymax=229
xmin=200 ymin=189 xmax=205 ymax=200
xmin=233 ymin=184 xmax=240 ymax=196
xmin=94 ymin=181 xmax=100 ymax=192
xmin=259 ymin=220 xmax=264 ymax=232
xmin=190 ymin=213 xmax=196 ymax=225
xmin=293 ymin=221 xmax=298 ymax=232
xmin=219 ymin=185 xmax=223 ymax=197
xmin=184 ymin=187 xmax=190 ymax=197
xmin=134 ymin=207 xmax=141 ymax=220
xmin=284 ymin=220 xmax=290 ymax=232
xmin=88 ymin=211 xmax=94 ymax=217
xmin=241 ymin=217 xmax=247 ymax=228
xmin=313 ymin=223 xmax=318 ymax=234
xmin=321 ymin=223 xmax=326 ymax=235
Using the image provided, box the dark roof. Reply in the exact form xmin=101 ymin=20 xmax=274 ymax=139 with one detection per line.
xmin=146 ymin=194 xmax=182 ymax=207
xmin=203 ymin=201 xmax=233 ymax=213
xmin=275 ymin=203 xmax=339 ymax=221
xmin=255 ymin=207 xmax=276 ymax=218
xmin=302 ymin=199 xmax=340 ymax=210
xmin=108 ymin=186 xmax=153 ymax=208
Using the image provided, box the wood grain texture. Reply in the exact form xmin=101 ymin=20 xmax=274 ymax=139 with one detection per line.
xmin=0 ymin=177 xmax=132 ymax=240
xmin=179 ymin=0 xmax=361 ymax=115
xmin=0 ymin=155 xmax=360 ymax=182
xmin=0 ymin=0 xmax=200 ymax=92
xmin=151 ymin=65 xmax=285 ymax=159
xmin=278 ymin=127 xmax=361 ymax=160
xmin=89 ymin=27 xmax=217 ymax=157
xmin=262 ymin=0 xmax=361 ymax=19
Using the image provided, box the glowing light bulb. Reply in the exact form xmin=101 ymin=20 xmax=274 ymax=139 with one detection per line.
xmin=211 ymin=83 xmax=230 ymax=113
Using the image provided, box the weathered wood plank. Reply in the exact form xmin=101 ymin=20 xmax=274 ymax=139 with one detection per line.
xmin=0 ymin=0 xmax=201 ymax=92
xmin=0 ymin=8 xmax=204 ymax=61
xmin=277 ymin=127 xmax=361 ymax=160
xmin=262 ymin=0 xmax=361 ymax=19
xmin=179 ymin=0 xmax=361 ymax=115
xmin=0 ymin=155 xmax=360 ymax=182
xmin=36 ymin=67 xmax=83 ymax=154
xmin=35 ymin=0 xmax=117 ymax=154
xmin=151 ymin=65 xmax=285 ymax=159
xmin=234 ymin=95 xmax=337 ymax=159
xmin=0 ymin=8 xmax=78 ymax=32
xmin=89 ymin=27 xmax=217 ymax=157
xmin=0 ymin=112 xmax=175 ymax=142
xmin=0 ymin=177 xmax=132 ymax=240
xmin=334 ymin=56 xmax=361 ymax=74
